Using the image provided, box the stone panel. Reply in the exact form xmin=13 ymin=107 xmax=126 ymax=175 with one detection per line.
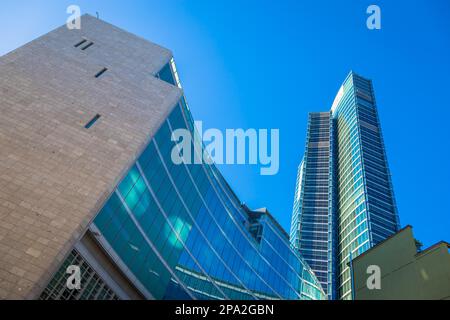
xmin=0 ymin=14 xmax=181 ymax=299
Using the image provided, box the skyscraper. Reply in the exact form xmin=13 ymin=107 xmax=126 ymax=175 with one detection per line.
xmin=290 ymin=71 xmax=400 ymax=300
xmin=0 ymin=15 xmax=324 ymax=300
xmin=290 ymin=112 xmax=336 ymax=300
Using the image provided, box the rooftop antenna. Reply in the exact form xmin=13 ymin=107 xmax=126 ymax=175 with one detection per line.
xmin=96 ymin=11 xmax=99 ymax=19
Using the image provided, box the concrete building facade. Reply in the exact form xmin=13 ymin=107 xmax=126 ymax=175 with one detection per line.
xmin=0 ymin=14 xmax=180 ymax=299
xmin=351 ymin=225 xmax=450 ymax=300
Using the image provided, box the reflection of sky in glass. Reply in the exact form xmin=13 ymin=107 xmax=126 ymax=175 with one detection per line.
xmin=164 ymin=216 xmax=191 ymax=249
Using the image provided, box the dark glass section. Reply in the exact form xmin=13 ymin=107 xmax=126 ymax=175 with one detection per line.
xmin=84 ymin=114 xmax=101 ymax=128
xmin=290 ymin=112 xmax=336 ymax=300
xmin=156 ymin=62 xmax=176 ymax=86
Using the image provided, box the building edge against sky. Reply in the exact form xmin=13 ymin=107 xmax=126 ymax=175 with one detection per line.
xmin=0 ymin=14 xmax=325 ymax=300
xmin=351 ymin=225 xmax=450 ymax=300
xmin=290 ymin=71 xmax=401 ymax=300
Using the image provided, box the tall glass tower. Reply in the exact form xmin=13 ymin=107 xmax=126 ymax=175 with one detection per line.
xmin=290 ymin=112 xmax=336 ymax=300
xmin=291 ymin=71 xmax=400 ymax=300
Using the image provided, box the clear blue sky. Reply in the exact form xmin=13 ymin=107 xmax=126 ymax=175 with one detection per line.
xmin=1 ymin=0 xmax=449 ymax=247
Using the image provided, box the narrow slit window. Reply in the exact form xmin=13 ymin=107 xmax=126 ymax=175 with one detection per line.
xmin=74 ymin=39 xmax=87 ymax=48
xmin=84 ymin=114 xmax=101 ymax=129
xmin=81 ymin=41 xmax=94 ymax=50
xmin=95 ymin=68 xmax=108 ymax=78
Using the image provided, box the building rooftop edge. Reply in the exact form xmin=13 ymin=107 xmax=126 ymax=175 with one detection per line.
xmin=351 ymin=225 xmax=449 ymax=264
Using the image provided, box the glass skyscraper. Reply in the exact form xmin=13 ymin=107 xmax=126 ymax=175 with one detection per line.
xmin=290 ymin=112 xmax=336 ymax=300
xmin=291 ymin=71 xmax=400 ymax=300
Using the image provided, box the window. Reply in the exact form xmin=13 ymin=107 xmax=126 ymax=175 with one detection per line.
xmin=81 ymin=41 xmax=94 ymax=50
xmin=74 ymin=39 xmax=87 ymax=48
xmin=84 ymin=114 xmax=101 ymax=129
xmin=95 ymin=67 xmax=108 ymax=78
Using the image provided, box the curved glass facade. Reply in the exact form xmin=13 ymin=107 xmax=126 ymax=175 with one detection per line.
xmin=87 ymin=62 xmax=325 ymax=300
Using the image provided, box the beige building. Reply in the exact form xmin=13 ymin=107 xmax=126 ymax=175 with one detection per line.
xmin=351 ymin=225 xmax=450 ymax=300
xmin=0 ymin=15 xmax=181 ymax=299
